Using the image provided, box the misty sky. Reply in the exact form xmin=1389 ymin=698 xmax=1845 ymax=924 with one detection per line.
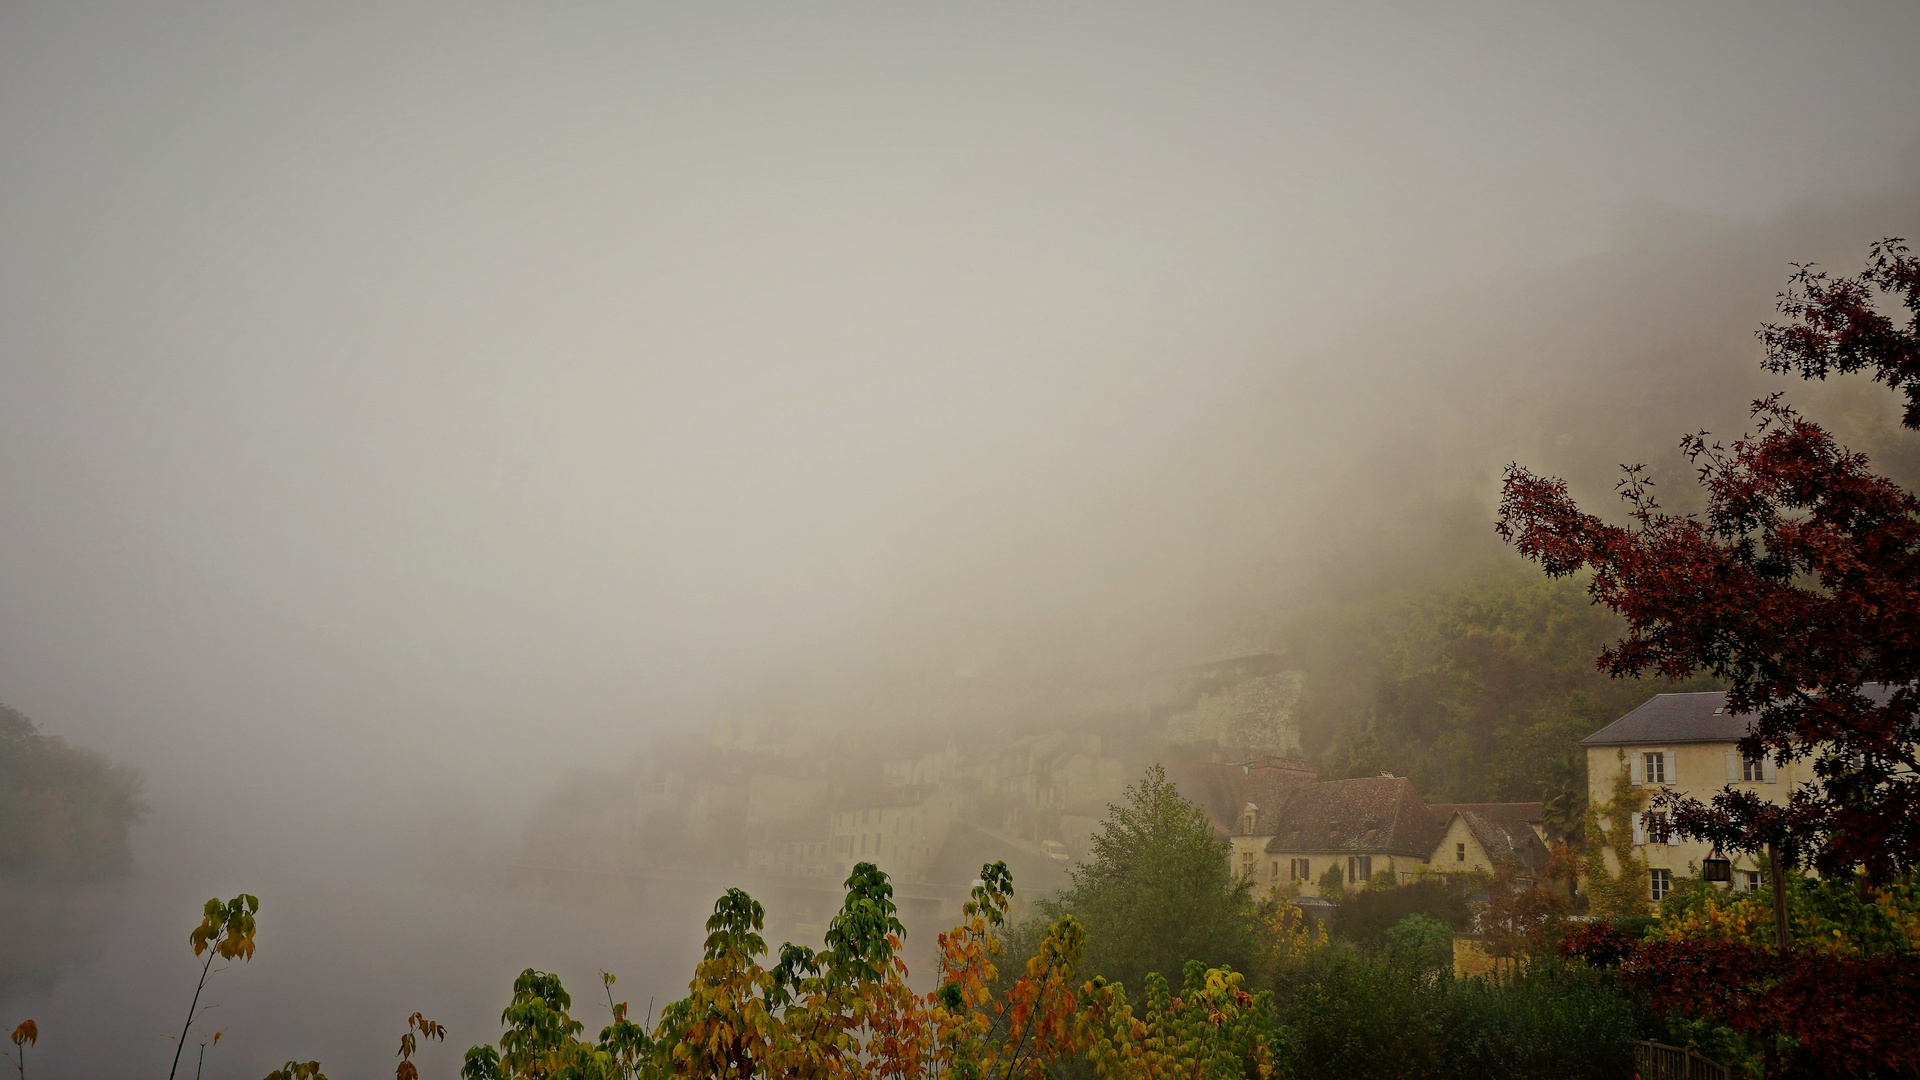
xmin=5 ymin=3 xmax=1920 ymax=1076
xmin=2 ymin=0 xmax=1919 ymax=815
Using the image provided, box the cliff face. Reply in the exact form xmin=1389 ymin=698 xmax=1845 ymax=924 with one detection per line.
xmin=1164 ymin=671 xmax=1305 ymax=757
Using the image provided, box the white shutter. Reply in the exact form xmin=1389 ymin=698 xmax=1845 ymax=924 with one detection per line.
xmin=1763 ymin=756 xmax=1778 ymax=784
xmin=1631 ymin=812 xmax=1647 ymax=846
xmin=1726 ymin=748 xmax=1739 ymax=782
xmin=1666 ymin=750 xmax=1677 ymax=786
xmin=1631 ymin=753 xmax=1644 ymax=785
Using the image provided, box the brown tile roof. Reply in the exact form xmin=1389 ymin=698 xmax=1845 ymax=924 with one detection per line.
xmin=1428 ymin=802 xmax=1550 ymax=870
xmin=1260 ymin=775 xmax=1440 ymax=857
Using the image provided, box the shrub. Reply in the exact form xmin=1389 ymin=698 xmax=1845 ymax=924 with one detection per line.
xmin=1383 ymin=914 xmax=1453 ymax=977
xmin=1269 ymin=948 xmax=1640 ymax=1080
xmin=1332 ymin=878 xmax=1468 ymax=943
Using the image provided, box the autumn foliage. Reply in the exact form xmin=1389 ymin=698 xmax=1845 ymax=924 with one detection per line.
xmin=1499 ymin=239 xmax=1920 ymax=882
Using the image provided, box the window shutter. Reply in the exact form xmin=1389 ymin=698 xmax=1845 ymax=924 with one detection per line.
xmin=1631 ymin=812 xmax=1647 ymax=846
xmin=1666 ymin=750 xmax=1677 ymax=786
xmin=1630 ymin=753 xmax=1643 ymax=785
xmin=1763 ymin=756 xmax=1778 ymax=784
xmin=1726 ymin=748 xmax=1739 ymax=782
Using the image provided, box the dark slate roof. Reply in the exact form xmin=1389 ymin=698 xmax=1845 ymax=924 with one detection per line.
xmin=1581 ymin=686 xmax=1904 ymax=746
xmin=1429 ymin=803 xmax=1550 ymax=871
xmin=1261 ymin=775 xmax=1440 ymax=857
xmin=1579 ymin=692 xmax=1745 ymax=746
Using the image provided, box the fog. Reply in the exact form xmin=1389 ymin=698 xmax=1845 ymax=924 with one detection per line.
xmin=1 ymin=1 xmax=1918 ymax=1075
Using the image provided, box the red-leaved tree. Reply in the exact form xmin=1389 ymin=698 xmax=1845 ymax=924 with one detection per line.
xmin=1497 ymin=239 xmax=1920 ymax=884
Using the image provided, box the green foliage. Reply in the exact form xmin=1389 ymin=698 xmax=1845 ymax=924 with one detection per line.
xmin=1382 ymin=914 xmax=1453 ymax=977
xmin=1317 ymin=863 xmax=1347 ymax=901
xmin=1656 ymin=870 xmax=1920 ymax=957
xmin=1300 ymin=565 xmax=1718 ymax=802
xmin=191 ymin=894 xmax=260 ymax=961
xmin=1583 ymin=755 xmax=1651 ymax=918
xmin=1039 ymin=765 xmax=1259 ymax=990
xmin=1271 ymin=949 xmax=1639 ymax=1080
xmin=0 ymin=703 xmax=144 ymax=880
xmin=1331 ymin=878 xmax=1469 ymax=943
xmin=1539 ymin=756 xmax=1586 ymax=848
xmin=1081 ymin=961 xmax=1282 ymax=1080
xmin=171 ymin=894 xmax=260 ymax=1080
xmin=461 ymin=967 xmax=628 ymax=1080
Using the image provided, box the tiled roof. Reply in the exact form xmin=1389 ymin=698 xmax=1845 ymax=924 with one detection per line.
xmin=1580 ymin=686 xmax=1900 ymax=746
xmin=1261 ymin=775 xmax=1440 ymax=857
xmin=1429 ymin=803 xmax=1549 ymax=870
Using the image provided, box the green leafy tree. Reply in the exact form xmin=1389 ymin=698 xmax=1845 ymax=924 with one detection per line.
xmin=0 ymin=703 xmax=144 ymax=880
xmin=1333 ymin=879 xmax=1469 ymax=944
xmin=169 ymin=894 xmax=258 ymax=1080
xmin=1539 ymin=756 xmax=1586 ymax=849
xmin=462 ymin=968 xmax=621 ymax=1080
xmin=1039 ymin=765 xmax=1258 ymax=990
xmin=1301 ymin=568 xmax=1717 ymax=802
xmin=1383 ymin=914 xmax=1454 ymax=978
xmin=1079 ymin=961 xmax=1280 ymax=1080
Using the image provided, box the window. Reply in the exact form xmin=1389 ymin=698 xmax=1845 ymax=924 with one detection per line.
xmin=1650 ymin=868 xmax=1672 ymax=902
xmin=1240 ymin=807 xmax=1257 ymax=833
xmin=1740 ymin=870 xmax=1763 ymax=893
xmin=1647 ymin=811 xmax=1670 ymax=845
xmin=1241 ymin=852 xmax=1255 ymax=877
xmin=1742 ymin=756 xmax=1765 ymax=783
xmin=1456 ymin=842 xmax=1466 ymax=862
xmin=1644 ymin=752 xmax=1667 ymax=785
xmin=1289 ymin=858 xmax=1310 ymax=881
xmin=1348 ymin=855 xmax=1372 ymax=883
xmin=1270 ymin=860 xmax=1279 ymax=881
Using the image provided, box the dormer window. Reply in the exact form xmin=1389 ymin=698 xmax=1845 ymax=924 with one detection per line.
xmin=1240 ymin=804 xmax=1258 ymax=833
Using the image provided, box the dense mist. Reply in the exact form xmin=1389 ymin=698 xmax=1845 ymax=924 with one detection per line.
xmin=2 ymin=2 xmax=1918 ymax=1076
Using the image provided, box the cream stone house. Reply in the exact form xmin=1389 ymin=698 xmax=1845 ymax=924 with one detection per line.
xmin=1579 ymin=691 xmax=1808 ymax=903
xmin=1226 ymin=771 xmax=1444 ymax=897
xmin=1426 ymin=803 xmax=1550 ymax=883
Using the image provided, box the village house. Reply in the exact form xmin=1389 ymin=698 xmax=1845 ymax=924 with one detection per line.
xmin=1197 ymin=757 xmax=1553 ymax=896
xmin=1426 ymin=803 xmax=1550 ymax=884
xmin=828 ymin=782 xmax=963 ymax=884
xmin=1253 ymin=774 xmax=1442 ymax=895
xmin=1579 ymin=690 xmax=1819 ymax=904
xmin=967 ymin=731 xmax=1128 ymax=849
xmin=1205 ymin=762 xmax=1442 ymax=897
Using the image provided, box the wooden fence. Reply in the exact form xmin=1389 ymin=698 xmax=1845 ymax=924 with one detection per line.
xmin=1634 ymin=1040 xmax=1729 ymax=1080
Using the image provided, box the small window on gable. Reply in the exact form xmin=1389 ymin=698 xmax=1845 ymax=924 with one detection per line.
xmin=1456 ymin=842 xmax=1466 ymax=862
